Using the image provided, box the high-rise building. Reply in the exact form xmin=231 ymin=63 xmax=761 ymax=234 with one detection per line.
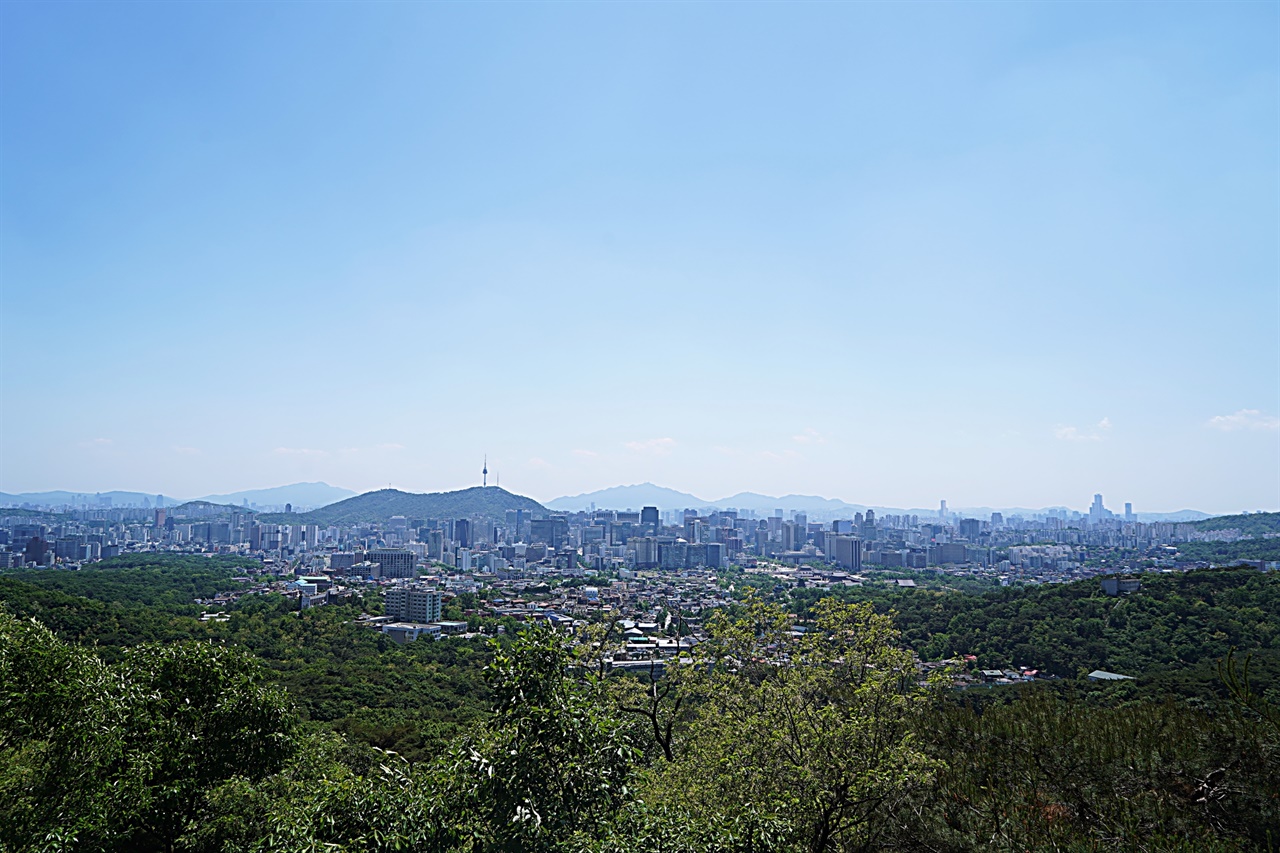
xmin=641 ymin=506 xmax=659 ymax=532
xmin=1089 ymin=494 xmax=1111 ymax=525
xmin=832 ymin=536 xmax=862 ymax=572
xmin=631 ymin=537 xmax=659 ymax=568
xmin=1124 ymin=502 xmax=1134 ymax=523
xmin=530 ymin=517 xmax=568 ymax=546
xmin=384 ymin=585 xmax=442 ymax=623
xmin=939 ymin=500 xmax=947 ymax=519
xmin=366 ymin=548 xmax=417 ymax=579
xmin=454 ymin=519 xmax=472 ymax=548
xmin=705 ymin=542 xmax=725 ymax=569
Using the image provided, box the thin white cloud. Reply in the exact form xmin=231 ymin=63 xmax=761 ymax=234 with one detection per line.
xmin=273 ymin=447 xmax=328 ymax=457
xmin=761 ymin=449 xmax=802 ymax=460
xmin=792 ymin=427 xmax=827 ymax=445
xmin=572 ymin=449 xmax=599 ymax=457
xmin=527 ymin=456 xmax=552 ymax=469
xmin=1054 ymin=417 xmax=1111 ymax=442
xmin=376 ymin=443 xmax=405 ymax=451
xmin=172 ymin=446 xmax=201 ymax=456
xmin=624 ymin=437 xmax=676 ymax=456
xmin=1208 ymin=409 xmax=1280 ymax=431
xmin=78 ymin=437 xmax=112 ymax=448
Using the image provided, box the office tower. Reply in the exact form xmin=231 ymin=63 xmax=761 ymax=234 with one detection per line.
xmin=832 ymin=536 xmax=862 ymax=572
xmin=1124 ymin=502 xmax=1134 ymax=523
xmin=641 ymin=506 xmax=659 ymax=532
xmin=366 ymin=548 xmax=417 ymax=578
xmin=782 ymin=522 xmax=799 ymax=551
xmin=705 ymin=542 xmax=725 ymax=569
xmin=939 ymin=500 xmax=947 ymax=519
xmin=991 ymin=512 xmax=1003 ymax=528
xmin=384 ymin=586 xmax=442 ymax=623
xmin=454 ymin=519 xmax=472 ymax=548
xmin=1089 ymin=494 xmax=1109 ymax=525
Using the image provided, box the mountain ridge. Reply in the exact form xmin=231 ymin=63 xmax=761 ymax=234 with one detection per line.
xmin=0 ymin=482 xmax=355 ymax=511
xmin=257 ymin=486 xmax=546 ymax=525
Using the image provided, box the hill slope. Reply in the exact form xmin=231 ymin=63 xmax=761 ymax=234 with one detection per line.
xmin=260 ymin=487 xmax=546 ymax=525
xmin=1193 ymin=511 xmax=1280 ymax=536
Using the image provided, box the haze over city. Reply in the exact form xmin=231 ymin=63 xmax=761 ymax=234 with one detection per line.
xmin=1 ymin=2 xmax=1276 ymax=514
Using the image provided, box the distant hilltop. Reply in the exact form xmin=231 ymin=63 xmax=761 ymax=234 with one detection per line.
xmin=255 ymin=487 xmax=546 ymax=526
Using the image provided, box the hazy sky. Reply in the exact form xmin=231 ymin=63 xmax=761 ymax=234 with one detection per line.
xmin=1 ymin=2 xmax=1276 ymax=514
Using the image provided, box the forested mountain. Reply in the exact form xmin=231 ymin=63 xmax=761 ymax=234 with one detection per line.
xmin=1193 ymin=511 xmax=1280 ymax=536
xmin=258 ymin=486 xmax=547 ymax=525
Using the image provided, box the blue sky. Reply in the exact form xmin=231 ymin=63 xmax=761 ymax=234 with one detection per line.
xmin=1 ymin=1 xmax=1276 ymax=513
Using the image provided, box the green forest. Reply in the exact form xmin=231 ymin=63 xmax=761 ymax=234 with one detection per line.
xmin=1 ymin=556 xmax=1278 ymax=851
xmin=255 ymin=487 xmax=545 ymax=526
xmin=1192 ymin=512 xmax=1280 ymax=537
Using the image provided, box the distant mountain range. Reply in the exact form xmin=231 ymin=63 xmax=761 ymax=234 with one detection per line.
xmin=0 ymin=482 xmax=355 ymax=511
xmin=196 ymin=483 xmax=356 ymax=509
xmin=546 ymin=482 xmax=1212 ymax=522
xmin=0 ymin=480 xmax=1219 ymax=524
xmin=257 ymin=487 xmax=546 ymax=526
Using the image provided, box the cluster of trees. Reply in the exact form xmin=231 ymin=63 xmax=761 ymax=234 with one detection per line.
xmin=0 ymin=555 xmax=494 ymax=762
xmin=1176 ymin=539 xmax=1280 ymax=563
xmin=781 ymin=568 xmax=1280 ymax=683
xmin=4 ymin=591 xmax=1278 ymax=851
xmin=3 ymin=554 xmax=256 ymax=614
xmin=2 ymin=559 xmax=1279 ymax=849
xmin=1193 ymin=512 xmax=1280 ymax=537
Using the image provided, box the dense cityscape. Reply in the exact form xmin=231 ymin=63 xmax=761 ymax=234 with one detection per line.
xmin=2 ymin=482 xmax=1273 ymax=661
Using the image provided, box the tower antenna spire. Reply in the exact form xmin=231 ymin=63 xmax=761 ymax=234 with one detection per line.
xmin=483 ymin=455 xmax=488 ymax=488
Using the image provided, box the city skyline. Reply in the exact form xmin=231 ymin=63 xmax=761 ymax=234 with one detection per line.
xmin=0 ymin=476 xmax=1246 ymax=520
xmin=1 ymin=2 xmax=1276 ymax=513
